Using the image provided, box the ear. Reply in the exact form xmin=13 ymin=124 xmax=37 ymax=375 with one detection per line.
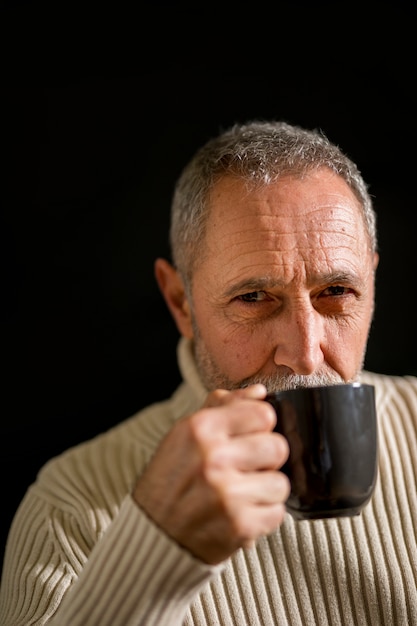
xmin=373 ymin=252 xmax=379 ymax=271
xmin=154 ymin=258 xmax=194 ymax=339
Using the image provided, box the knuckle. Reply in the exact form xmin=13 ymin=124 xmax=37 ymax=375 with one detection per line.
xmin=204 ymin=389 xmax=230 ymax=407
xmin=278 ymin=472 xmax=291 ymax=498
xmin=257 ymin=401 xmax=277 ymax=428
xmin=187 ymin=408 xmax=213 ymax=441
xmin=275 ymin=433 xmax=290 ymax=461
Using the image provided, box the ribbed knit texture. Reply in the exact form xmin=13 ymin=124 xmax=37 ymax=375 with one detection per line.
xmin=0 ymin=337 xmax=416 ymax=625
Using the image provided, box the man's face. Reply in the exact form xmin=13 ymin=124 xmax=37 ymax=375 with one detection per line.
xmin=187 ymin=169 xmax=378 ymax=391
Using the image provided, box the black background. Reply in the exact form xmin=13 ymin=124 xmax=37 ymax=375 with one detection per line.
xmin=2 ymin=2 xmax=417 ymax=567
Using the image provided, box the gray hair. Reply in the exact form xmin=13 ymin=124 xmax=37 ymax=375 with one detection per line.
xmin=170 ymin=120 xmax=377 ymax=285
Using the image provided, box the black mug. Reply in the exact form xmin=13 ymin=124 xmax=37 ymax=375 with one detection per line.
xmin=265 ymin=383 xmax=378 ymax=521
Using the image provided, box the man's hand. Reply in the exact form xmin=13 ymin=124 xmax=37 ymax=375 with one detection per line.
xmin=132 ymin=384 xmax=290 ymax=564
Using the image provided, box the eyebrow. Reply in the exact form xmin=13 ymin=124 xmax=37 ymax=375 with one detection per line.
xmin=223 ymin=272 xmax=363 ymax=298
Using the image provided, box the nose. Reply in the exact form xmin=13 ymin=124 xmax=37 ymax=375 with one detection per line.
xmin=273 ymin=300 xmax=325 ymax=375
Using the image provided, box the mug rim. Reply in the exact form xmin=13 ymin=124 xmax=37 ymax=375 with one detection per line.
xmin=265 ymin=382 xmax=375 ymax=398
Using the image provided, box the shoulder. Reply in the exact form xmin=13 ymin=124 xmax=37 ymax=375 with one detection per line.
xmin=361 ymin=370 xmax=417 ymax=425
xmin=361 ymin=370 xmax=417 ymax=395
xmin=33 ymin=394 xmax=183 ymax=517
xmin=34 ymin=379 xmax=203 ymax=507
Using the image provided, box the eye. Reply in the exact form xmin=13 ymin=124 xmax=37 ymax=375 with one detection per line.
xmin=322 ymin=285 xmax=353 ymax=297
xmin=238 ymin=291 xmax=268 ymax=303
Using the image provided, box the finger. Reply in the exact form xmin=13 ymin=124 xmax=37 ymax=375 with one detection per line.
xmin=193 ymin=397 xmax=277 ymax=440
xmin=212 ymin=469 xmax=291 ymax=507
xmin=237 ymin=501 xmax=288 ymax=544
xmin=204 ymin=384 xmax=267 ymax=408
xmin=228 ymin=384 xmax=268 ymax=400
xmin=208 ymin=431 xmax=289 ymax=472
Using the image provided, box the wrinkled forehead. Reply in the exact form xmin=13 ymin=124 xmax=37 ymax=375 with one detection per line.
xmin=187 ymin=176 xmax=374 ymax=303
xmin=205 ymin=170 xmax=369 ymax=244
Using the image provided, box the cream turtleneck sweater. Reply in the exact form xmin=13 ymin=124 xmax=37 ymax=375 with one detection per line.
xmin=0 ymin=338 xmax=416 ymax=625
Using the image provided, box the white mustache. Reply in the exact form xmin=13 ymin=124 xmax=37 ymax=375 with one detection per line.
xmin=238 ymin=370 xmax=351 ymax=392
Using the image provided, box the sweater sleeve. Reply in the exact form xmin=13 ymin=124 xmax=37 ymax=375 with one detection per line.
xmin=0 ymin=492 xmax=222 ymax=626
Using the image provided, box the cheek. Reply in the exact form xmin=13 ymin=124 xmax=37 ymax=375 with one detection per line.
xmin=221 ymin=341 xmax=270 ymax=379
xmin=325 ymin=313 xmax=371 ymax=369
xmin=199 ymin=314 xmax=272 ymax=375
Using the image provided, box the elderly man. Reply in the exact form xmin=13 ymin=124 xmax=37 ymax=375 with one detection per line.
xmin=1 ymin=120 xmax=416 ymax=625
